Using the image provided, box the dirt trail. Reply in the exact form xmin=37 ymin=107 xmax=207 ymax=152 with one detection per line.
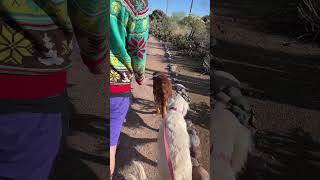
xmin=113 ymin=36 xmax=210 ymax=179
xmin=212 ymin=2 xmax=320 ymax=179
xmin=50 ymin=44 xmax=108 ymax=180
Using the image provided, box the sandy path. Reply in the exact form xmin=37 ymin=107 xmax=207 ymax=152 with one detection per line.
xmin=50 ymin=44 xmax=108 ymax=180
xmin=212 ymin=3 xmax=320 ymax=179
xmin=113 ymin=36 xmax=210 ymax=179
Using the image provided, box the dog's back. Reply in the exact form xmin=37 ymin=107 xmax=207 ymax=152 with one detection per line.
xmin=210 ymin=102 xmax=252 ymax=180
xmin=153 ymin=72 xmax=173 ymax=118
xmin=157 ymin=95 xmax=192 ymax=180
xmin=210 ymin=106 xmax=238 ymax=180
xmin=158 ymin=113 xmax=192 ymax=180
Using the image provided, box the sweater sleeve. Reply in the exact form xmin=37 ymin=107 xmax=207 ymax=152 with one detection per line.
xmin=67 ymin=0 xmax=107 ymax=71
xmin=126 ymin=3 xmax=150 ymax=83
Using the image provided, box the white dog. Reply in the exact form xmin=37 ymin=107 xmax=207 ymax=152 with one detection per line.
xmin=210 ymin=101 xmax=252 ymax=180
xmin=157 ymin=93 xmax=192 ymax=180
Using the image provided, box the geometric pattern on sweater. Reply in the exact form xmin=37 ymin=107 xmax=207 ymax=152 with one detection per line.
xmin=110 ymin=0 xmax=150 ymax=87
xmin=0 ymin=0 xmax=107 ymax=75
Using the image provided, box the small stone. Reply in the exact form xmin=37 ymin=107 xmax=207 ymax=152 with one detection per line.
xmin=213 ymin=71 xmax=241 ymax=89
xmin=186 ymin=120 xmax=193 ymax=129
xmin=191 ymin=157 xmax=200 ymax=167
xmin=192 ymin=165 xmax=210 ymax=180
xmin=164 ymin=51 xmax=171 ymax=58
xmin=211 ymin=38 xmax=217 ymax=46
xmin=190 ymin=145 xmax=202 ymax=160
xmin=216 ymin=92 xmax=231 ymax=104
xmin=218 ymin=86 xmax=226 ymax=91
xmin=231 ymin=105 xmax=250 ymax=125
xmin=190 ymin=130 xmax=201 ymax=147
xmin=231 ymin=96 xmax=250 ymax=111
xmin=226 ymin=87 xmax=242 ymax=99
xmin=170 ymin=65 xmax=177 ymax=72
xmin=214 ymin=101 xmax=228 ymax=110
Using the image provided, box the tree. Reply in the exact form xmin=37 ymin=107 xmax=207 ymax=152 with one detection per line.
xmin=171 ymin=12 xmax=186 ymax=22
xmin=166 ymin=0 xmax=169 ymax=15
xmin=181 ymin=15 xmax=206 ymax=40
xmin=150 ymin=9 xmax=166 ymax=21
xmin=202 ymin=15 xmax=210 ymax=23
xmin=189 ymin=0 xmax=194 ymax=15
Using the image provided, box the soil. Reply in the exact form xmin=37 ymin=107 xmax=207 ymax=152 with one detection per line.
xmin=49 ymin=44 xmax=108 ymax=180
xmin=113 ymin=36 xmax=210 ymax=179
xmin=212 ymin=1 xmax=320 ymax=180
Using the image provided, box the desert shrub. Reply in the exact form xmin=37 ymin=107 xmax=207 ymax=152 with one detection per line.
xmin=149 ymin=10 xmax=210 ymax=57
xmin=150 ymin=9 xmax=166 ymax=21
xmin=298 ymin=0 xmax=320 ymax=41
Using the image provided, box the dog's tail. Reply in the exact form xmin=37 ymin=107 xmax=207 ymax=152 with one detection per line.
xmin=231 ymin=125 xmax=253 ymax=174
xmin=126 ymin=161 xmax=148 ymax=180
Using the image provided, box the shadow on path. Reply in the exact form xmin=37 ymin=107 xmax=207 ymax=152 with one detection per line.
xmin=187 ymin=102 xmax=210 ymax=129
xmin=240 ymin=128 xmax=320 ymax=180
xmin=124 ymin=96 xmax=159 ymax=132
xmin=50 ymin=148 xmax=101 ymax=180
xmin=50 ymin=100 xmax=108 ymax=180
xmin=213 ymin=40 xmax=320 ymax=110
xmin=113 ymin=133 xmax=157 ymax=179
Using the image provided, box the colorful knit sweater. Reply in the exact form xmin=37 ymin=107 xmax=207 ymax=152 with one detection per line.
xmin=110 ymin=0 xmax=150 ymax=96
xmin=0 ymin=0 xmax=107 ymax=99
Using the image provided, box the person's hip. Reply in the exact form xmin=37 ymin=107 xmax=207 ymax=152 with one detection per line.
xmin=0 ymin=112 xmax=63 ymax=180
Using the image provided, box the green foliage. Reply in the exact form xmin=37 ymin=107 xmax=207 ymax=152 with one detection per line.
xmin=171 ymin=12 xmax=186 ymax=22
xmin=202 ymin=15 xmax=210 ymax=23
xmin=150 ymin=10 xmax=210 ymax=57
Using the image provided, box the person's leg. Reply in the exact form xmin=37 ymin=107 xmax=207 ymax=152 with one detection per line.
xmin=0 ymin=112 xmax=62 ymax=180
xmin=109 ymin=96 xmax=130 ymax=178
xmin=110 ymin=145 xmax=117 ymax=179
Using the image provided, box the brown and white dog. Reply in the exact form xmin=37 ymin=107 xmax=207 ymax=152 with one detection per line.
xmin=152 ymin=71 xmax=173 ymax=119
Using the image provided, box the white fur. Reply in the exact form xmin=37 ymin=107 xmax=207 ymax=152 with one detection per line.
xmin=157 ymin=94 xmax=192 ymax=180
xmin=126 ymin=161 xmax=148 ymax=180
xmin=210 ymin=102 xmax=252 ymax=180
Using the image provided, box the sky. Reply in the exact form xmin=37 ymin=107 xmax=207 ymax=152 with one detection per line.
xmin=149 ymin=0 xmax=210 ymax=17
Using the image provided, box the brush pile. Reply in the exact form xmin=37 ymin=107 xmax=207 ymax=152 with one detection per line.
xmin=213 ymin=70 xmax=256 ymax=130
xmin=298 ymin=0 xmax=320 ymax=41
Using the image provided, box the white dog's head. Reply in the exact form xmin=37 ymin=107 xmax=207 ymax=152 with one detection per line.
xmin=169 ymin=93 xmax=190 ymax=117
